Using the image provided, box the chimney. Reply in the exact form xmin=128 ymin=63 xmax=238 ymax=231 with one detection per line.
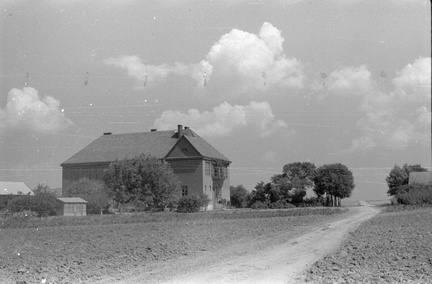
xmin=177 ymin=124 xmax=183 ymax=139
xmin=103 ymin=132 xmax=112 ymax=135
xmin=151 ymin=129 xmax=157 ymax=132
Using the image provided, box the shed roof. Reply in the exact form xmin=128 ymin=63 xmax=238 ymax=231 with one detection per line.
xmin=57 ymin=197 xmax=88 ymax=203
xmin=61 ymin=128 xmax=230 ymax=166
xmin=409 ymin=172 xmax=432 ymax=185
xmin=0 ymin=182 xmax=34 ymax=195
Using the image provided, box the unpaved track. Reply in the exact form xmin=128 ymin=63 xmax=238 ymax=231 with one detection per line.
xmin=109 ymin=203 xmax=381 ymax=284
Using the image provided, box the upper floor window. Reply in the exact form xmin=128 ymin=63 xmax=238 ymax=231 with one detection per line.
xmin=205 ymin=161 xmax=211 ymax=176
xmin=181 ymin=185 xmax=188 ymax=196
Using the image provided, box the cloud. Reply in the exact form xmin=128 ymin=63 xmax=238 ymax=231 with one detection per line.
xmin=153 ymin=101 xmax=288 ymax=137
xmin=348 ymin=57 xmax=431 ymax=151
xmin=104 ymin=22 xmax=304 ymax=92
xmin=0 ymin=87 xmax=72 ymax=133
xmin=203 ymin=22 xmax=305 ymax=91
xmin=393 ymin=56 xmax=431 ymax=91
xmin=104 ymin=55 xmax=211 ymax=89
xmin=325 ymin=65 xmax=374 ymax=94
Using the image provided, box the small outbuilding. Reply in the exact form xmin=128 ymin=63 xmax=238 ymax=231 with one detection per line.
xmin=56 ymin=197 xmax=87 ymax=216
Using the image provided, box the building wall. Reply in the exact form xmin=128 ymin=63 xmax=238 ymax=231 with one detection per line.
xmin=62 ymin=163 xmax=109 ymax=190
xmin=168 ymin=159 xmax=203 ymax=198
xmin=61 ymin=203 xmax=87 ymax=216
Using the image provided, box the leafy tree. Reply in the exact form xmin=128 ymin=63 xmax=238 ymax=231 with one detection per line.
xmin=313 ymin=163 xmax=354 ymax=207
xmin=271 ymin=162 xmax=317 ymax=203
xmin=103 ymin=154 xmax=181 ymax=210
xmin=385 ymin=164 xmax=428 ymax=196
xmin=282 ymin=162 xmax=316 ymax=189
xmin=33 ymin=183 xmax=50 ymax=195
xmin=65 ymin=178 xmax=110 ymax=215
xmin=230 ymin=185 xmax=249 ymax=208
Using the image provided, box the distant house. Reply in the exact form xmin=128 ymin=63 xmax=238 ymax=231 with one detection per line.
xmin=408 ymin=172 xmax=432 ymax=185
xmin=56 ymin=197 xmax=87 ymax=216
xmin=60 ymin=125 xmax=231 ymax=210
xmin=0 ymin=182 xmax=34 ymax=209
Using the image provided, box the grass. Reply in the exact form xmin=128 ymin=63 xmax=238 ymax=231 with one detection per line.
xmin=0 ymin=207 xmax=346 ymax=230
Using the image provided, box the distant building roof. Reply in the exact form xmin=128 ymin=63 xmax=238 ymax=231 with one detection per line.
xmin=0 ymin=182 xmax=34 ymax=195
xmin=61 ymin=127 xmax=230 ymax=166
xmin=57 ymin=197 xmax=87 ymax=203
xmin=409 ymin=172 xmax=432 ymax=185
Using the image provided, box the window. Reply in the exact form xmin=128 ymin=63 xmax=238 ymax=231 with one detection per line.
xmin=205 ymin=161 xmax=211 ymax=176
xmin=181 ymin=185 xmax=188 ymax=196
xmin=205 ymin=185 xmax=207 ymax=191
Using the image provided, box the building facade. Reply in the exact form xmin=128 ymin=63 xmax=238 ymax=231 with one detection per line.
xmin=61 ymin=125 xmax=231 ymax=210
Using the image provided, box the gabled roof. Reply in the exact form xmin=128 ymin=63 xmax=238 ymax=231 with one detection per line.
xmin=409 ymin=171 xmax=432 ymax=185
xmin=0 ymin=182 xmax=33 ymax=195
xmin=182 ymin=135 xmax=230 ymax=162
xmin=61 ymin=128 xmax=230 ymax=166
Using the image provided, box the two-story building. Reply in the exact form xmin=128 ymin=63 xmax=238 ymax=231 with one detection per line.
xmin=60 ymin=125 xmax=231 ymax=210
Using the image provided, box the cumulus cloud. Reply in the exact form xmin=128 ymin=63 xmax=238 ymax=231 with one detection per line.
xmin=324 ymin=65 xmax=373 ymax=94
xmin=104 ymin=55 xmax=211 ymax=89
xmin=348 ymin=57 xmax=431 ymax=151
xmin=0 ymin=87 xmax=72 ymax=133
xmin=203 ymin=22 xmax=305 ymax=90
xmin=104 ymin=22 xmax=304 ymax=92
xmin=153 ymin=101 xmax=288 ymax=137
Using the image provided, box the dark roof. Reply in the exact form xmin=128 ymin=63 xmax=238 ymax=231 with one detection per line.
xmin=409 ymin=172 xmax=432 ymax=185
xmin=61 ymin=128 xmax=230 ymax=166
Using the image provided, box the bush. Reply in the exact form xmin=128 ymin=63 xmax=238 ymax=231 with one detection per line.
xmin=6 ymin=193 xmax=58 ymax=217
xmin=268 ymin=200 xmax=295 ymax=209
xmin=177 ymin=196 xmax=201 ymax=213
xmin=251 ymin=201 xmax=268 ymax=210
xmin=295 ymin=196 xmax=326 ymax=207
xmin=395 ymin=184 xmax=432 ymax=205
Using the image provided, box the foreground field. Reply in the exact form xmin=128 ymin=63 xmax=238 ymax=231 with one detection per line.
xmin=0 ymin=208 xmax=344 ymax=284
xmin=305 ymin=206 xmax=432 ymax=283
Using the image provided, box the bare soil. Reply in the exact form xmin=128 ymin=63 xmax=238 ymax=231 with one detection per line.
xmin=305 ymin=206 xmax=432 ymax=283
xmin=0 ymin=208 xmax=345 ymax=284
xmin=113 ymin=204 xmax=380 ymax=284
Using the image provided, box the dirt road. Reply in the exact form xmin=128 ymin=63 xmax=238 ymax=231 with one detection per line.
xmin=111 ymin=203 xmax=381 ymax=284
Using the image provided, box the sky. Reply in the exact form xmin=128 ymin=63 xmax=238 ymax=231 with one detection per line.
xmin=0 ymin=0 xmax=430 ymax=201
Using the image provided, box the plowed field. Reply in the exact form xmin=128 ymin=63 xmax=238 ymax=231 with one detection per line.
xmin=0 ymin=208 xmax=345 ymax=284
xmin=306 ymin=207 xmax=432 ymax=283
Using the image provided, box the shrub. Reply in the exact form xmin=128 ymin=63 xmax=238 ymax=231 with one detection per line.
xmin=6 ymin=193 xmax=58 ymax=217
xmin=295 ymin=196 xmax=325 ymax=207
xmin=268 ymin=200 xmax=295 ymax=209
xmin=198 ymin=194 xmax=211 ymax=210
xmin=395 ymin=184 xmax=432 ymax=205
xmin=177 ymin=196 xmax=201 ymax=213
xmin=251 ymin=201 xmax=268 ymax=210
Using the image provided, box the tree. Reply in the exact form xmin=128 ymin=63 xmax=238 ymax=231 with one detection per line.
xmin=385 ymin=164 xmax=428 ymax=196
xmin=271 ymin=162 xmax=317 ymax=203
xmin=230 ymin=185 xmax=249 ymax=208
xmin=33 ymin=183 xmax=50 ymax=195
xmin=313 ymin=163 xmax=354 ymax=207
xmin=103 ymin=154 xmax=181 ymax=210
xmin=65 ymin=178 xmax=111 ymax=215
xmin=282 ymin=162 xmax=316 ymax=189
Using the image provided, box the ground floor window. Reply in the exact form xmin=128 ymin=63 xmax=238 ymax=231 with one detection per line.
xmin=181 ymin=185 xmax=188 ymax=196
